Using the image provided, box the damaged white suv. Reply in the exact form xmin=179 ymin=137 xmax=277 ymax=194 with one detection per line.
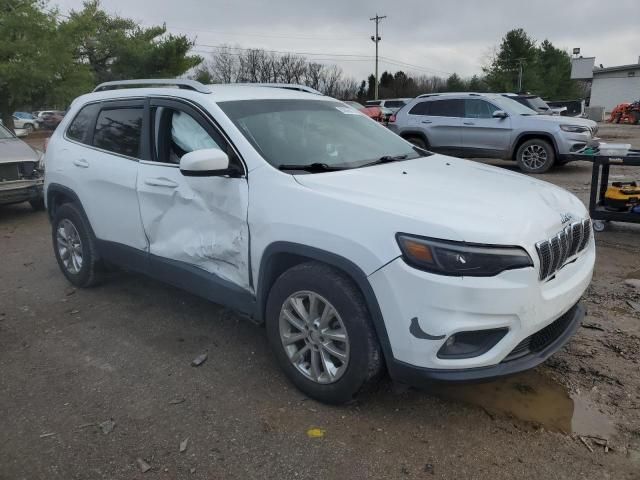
xmin=45 ymin=80 xmax=595 ymax=404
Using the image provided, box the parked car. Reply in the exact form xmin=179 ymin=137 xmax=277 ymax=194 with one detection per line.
xmin=0 ymin=123 xmax=45 ymax=210
xmin=501 ymin=94 xmax=565 ymax=116
xmin=344 ymin=101 xmax=385 ymax=122
xmin=366 ymin=98 xmax=412 ymax=113
xmin=546 ymin=100 xmax=586 ymax=118
xmin=45 ymin=79 xmax=594 ymax=404
xmin=389 ymin=92 xmax=598 ymax=173
xmin=34 ymin=110 xmax=66 ymax=130
xmin=12 ymin=112 xmax=39 ymax=134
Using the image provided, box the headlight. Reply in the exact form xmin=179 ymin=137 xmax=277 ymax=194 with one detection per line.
xmin=560 ymin=124 xmax=590 ymax=134
xmin=396 ymin=234 xmax=533 ymax=277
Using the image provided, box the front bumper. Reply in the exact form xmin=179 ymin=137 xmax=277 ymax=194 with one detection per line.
xmin=368 ymin=240 xmax=594 ymax=381
xmin=0 ymin=179 xmax=44 ymax=205
xmin=387 ymin=303 xmax=584 ymax=384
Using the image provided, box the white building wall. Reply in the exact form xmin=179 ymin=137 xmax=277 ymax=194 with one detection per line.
xmin=590 ymin=68 xmax=640 ymax=112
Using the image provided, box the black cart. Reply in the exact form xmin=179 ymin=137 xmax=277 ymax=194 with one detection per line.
xmin=571 ymin=150 xmax=640 ymax=231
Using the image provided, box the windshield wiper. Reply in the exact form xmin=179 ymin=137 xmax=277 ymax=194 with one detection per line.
xmin=358 ymin=154 xmax=409 ymax=168
xmin=278 ymin=162 xmax=347 ymax=173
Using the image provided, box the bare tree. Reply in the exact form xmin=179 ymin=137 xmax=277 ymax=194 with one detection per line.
xmin=210 ymin=46 xmax=240 ymax=83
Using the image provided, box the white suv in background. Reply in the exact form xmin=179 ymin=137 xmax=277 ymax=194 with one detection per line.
xmin=44 ymin=80 xmax=594 ymax=404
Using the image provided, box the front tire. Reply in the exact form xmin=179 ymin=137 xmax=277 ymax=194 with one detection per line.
xmin=265 ymin=262 xmax=382 ymax=404
xmin=516 ymin=139 xmax=555 ymax=174
xmin=52 ymin=203 xmax=104 ymax=287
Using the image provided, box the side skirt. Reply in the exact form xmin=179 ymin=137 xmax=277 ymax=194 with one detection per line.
xmin=96 ymin=240 xmax=257 ymax=317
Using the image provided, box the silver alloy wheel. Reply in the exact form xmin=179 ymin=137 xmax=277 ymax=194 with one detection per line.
xmin=56 ymin=219 xmax=83 ymax=274
xmin=279 ymin=291 xmax=350 ymax=384
xmin=521 ymin=144 xmax=548 ymax=170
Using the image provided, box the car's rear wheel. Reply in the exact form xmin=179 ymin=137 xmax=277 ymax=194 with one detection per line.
xmin=631 ymin=111 xmax=640 ymax=125
xmin=266 ymin=262 xmax=382 ymax=404
xmin=52 ymin=203 xmax=104 ymax=287
xmin=516 ymin=139 xmax=555 ymax=174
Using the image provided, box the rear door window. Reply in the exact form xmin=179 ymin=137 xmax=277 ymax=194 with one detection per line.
xmin=427 ymin=99 xmax=464 ymax=117
xmin=93 ymin=108 xmax=143 ymax=158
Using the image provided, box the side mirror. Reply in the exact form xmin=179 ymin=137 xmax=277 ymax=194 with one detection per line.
xmin=492 ymin=110 xmax=508 ymax=119
xmin=179 ymin=148 xmax=232 ymax=177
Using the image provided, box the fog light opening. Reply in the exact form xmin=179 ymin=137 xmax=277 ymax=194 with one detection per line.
xmin=437 ymin=328 xmax=508 ymax=360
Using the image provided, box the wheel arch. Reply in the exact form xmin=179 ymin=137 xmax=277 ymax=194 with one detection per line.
xmin=511 ymin=132 xmax=559 ymax=160
xmin=46 ymin=184 xmax=98 ymax=241
xmin=256 ymin=242 xmax=393 ymax=365
xmin=399 ymin=130 xmax=430 ymax=146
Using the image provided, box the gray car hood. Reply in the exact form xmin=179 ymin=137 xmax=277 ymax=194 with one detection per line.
xmin=521 ymin=114 xmax=596 ymax=128
xmin=0 ymin=138 xmax=40 ymax=164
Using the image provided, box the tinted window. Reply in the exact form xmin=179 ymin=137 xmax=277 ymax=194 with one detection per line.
xmin=464 ymin=99 xmax=500 ymax=119
xmin=66 ymin=104 xmax=99 ymax=143
xmin=152 ymin=107 xmax=225 ymax=164
xmin=366 ymin=100 xmax=381 ymax=106
xmin=428 ymin=99 xmax=463 ymax=117
xmin=93 ymin=108 xmax=143 ymax=158
xmin=408 ymin=101 xmax=431 ymax=115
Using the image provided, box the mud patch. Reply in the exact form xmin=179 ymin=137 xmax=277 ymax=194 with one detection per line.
xmin=432 ymin=371 xmax=616 ymax=439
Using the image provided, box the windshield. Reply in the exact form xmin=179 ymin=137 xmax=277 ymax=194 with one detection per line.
xmin=491 ymin=96 xmax=538 ymax=116
xmin=218 ymin=99 xmax=423 ymax=170
xmin=0 ymin=124 xmax=16 ymax=139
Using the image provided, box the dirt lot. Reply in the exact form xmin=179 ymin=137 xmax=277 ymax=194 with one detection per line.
xmin=1 ymin=125 xmax=639 ymax=479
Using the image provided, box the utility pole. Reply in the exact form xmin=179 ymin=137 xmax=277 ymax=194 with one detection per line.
xmin=370 ymin=14 xmax=386 ymax=100
xmin=516 ymin=58 xmax=525 ymax=93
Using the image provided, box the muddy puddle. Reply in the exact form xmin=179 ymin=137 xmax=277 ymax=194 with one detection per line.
xmin=431 ymin=371 xmax=616 ymax=439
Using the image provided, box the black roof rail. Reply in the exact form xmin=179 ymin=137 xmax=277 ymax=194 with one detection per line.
xmin=93 ymin=79 xmax=211 ymax=94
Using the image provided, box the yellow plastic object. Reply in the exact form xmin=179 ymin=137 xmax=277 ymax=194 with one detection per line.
xmin=604 ymin=182 xmax=640 ymax=209
xmin=306 ymin=428 xmax=326 ymax=438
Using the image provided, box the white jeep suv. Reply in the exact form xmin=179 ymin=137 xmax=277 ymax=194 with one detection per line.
xmin=44 ymin=80 xmax=595 ymax=404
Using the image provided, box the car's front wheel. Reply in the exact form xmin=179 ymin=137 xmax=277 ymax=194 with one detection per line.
xmin=52 ymin=203 xmax=104 ymax=287
xmin=516 ymin=139 xmax=555 ymax=174
xmin=24 ymin=123 xmax=34 ymax=134
xmin=266 ymin=262 xmax=382 ymax=404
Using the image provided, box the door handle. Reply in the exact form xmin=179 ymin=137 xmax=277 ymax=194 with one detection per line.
xmin=144 ymin=177 xmax=179 ymax=188
xmin=73 ymin=159 xmax=89 ymax=168
xmin=421 ymin=120 xmax=432 ymax=124
xmin=463 ymin=122 xmax=475 ymax=125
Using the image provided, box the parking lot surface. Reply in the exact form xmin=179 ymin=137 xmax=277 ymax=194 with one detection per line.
xmin=1 ymin=125 xmax=639 ymax=479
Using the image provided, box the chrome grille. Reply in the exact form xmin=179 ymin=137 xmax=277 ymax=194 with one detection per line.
xmin=536 ymin=219 xmax=591 ymax=281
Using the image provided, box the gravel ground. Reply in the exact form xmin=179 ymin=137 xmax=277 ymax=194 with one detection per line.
xmin=1 ymin=124 xmax=639 ymax=479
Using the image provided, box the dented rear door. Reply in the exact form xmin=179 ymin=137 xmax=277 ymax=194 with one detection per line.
xmin=136 ymin=98 xmax=251 ymax=291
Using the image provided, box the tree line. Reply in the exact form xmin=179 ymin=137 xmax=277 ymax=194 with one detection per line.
xmin=1 ymin=0 xmax=582 ymax=128
xmin=1 ymin=0 xmax=201 ymax=127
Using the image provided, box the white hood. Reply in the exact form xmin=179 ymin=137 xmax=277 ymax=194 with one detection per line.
xmin=294 ymin=155 xmax=587 ymax=247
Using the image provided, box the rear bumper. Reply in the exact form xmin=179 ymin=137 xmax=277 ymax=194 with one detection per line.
xmin=386 ymin=303 xmax=584 ymax=384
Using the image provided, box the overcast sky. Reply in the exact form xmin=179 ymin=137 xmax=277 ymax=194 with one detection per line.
xmin=53 ymin=0 xmax=639 ymax=81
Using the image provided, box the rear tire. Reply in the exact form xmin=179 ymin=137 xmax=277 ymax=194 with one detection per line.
xmin=405 ymin=136 xmax=428 ymax=150
xmin=516 ymin=139 xmax=555 ymax=174
xmin=52 ymin=203 xmax=104 ymax=288
xmin=265 ymin=262 xmax=382 ymax=404
xmin=631 ymin=111 xmax=640 ymax=125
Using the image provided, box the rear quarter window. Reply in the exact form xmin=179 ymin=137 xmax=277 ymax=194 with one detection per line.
xmin=66 ymin=104 xmax=100 ymax=144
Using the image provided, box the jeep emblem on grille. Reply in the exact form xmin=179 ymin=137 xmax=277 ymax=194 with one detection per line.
xmin=560 ymin=213 xmax=573 ymax=225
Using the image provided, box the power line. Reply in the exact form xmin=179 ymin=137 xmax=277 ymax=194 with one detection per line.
xmin=195 ymin=43 xmax=375 ymax=59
